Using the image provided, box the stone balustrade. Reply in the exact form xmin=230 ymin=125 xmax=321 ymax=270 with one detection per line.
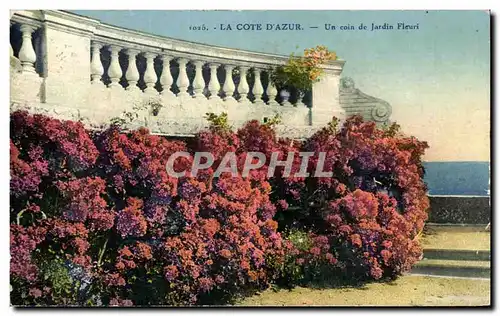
xmin=10 ymin=10 xmax=346 ymax=138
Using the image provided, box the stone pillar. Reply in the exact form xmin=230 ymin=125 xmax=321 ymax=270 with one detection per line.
xmin=176 ymin=58 xmax=190 ymax=98
xmin=280 ymin=89 xmax=292 ymax=106
xmin=192 ymin=60 xmax=205 ymax=98
xmin=208 ymin=63 xmax=221 ymax=100
xmin=9 ymin=11 xmax=15 ymax=57
xmin=311 ymin=62 xmax=345 ymax=126
xmin=266 ymin=73 xmax=279 ymax=106
xmin=10 ymin=21 xmax=42 ymax=104
xmin=9 ymin=21 xmax=14 ymax=57
xmin=90 ymin=43 xmax=104 ymax=85
xmin=296 ymin=91 xmax=306 ymax=107
xmin=252 ymin=68 xmax=265 ymax=105
xmin=18 ymin=24 xmax=37 ymax=73
xmin=143 ymin=52 xmax=158 ymax=94
xmin=222 ymin=64 xmax=236 ymax=101
xmin=107 ymin=45 xmax=123 ymax=88
xmin=237 ymin=66 xmax=250 ymax=102
xmin=159 ymin=55 xmax=175 ymax=97
xmin=42 ymin=21 xmax=95 ymax=109
xmin=125 ymin=49 xmax=140 ymax=91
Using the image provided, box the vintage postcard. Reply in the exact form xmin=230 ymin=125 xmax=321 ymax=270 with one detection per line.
xmin=9 ymin=9 xmax=490 ymax=307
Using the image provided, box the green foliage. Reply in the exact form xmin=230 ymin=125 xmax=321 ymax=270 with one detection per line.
xmin=40 ymin=259 xmax=78 ymax=304
xmin=205 ymin=112 xmax=231 ymax=131
xmin=383 ymin=122 xmax=402 ymax=137
xmin=326 ymin=117 xmax=339 ymax=133
xmin=270 ymin=59 xmax=314 ymax=92
xmin=274 ymin=229 xmax=312 ymax=287
xmin=286 ymin=229 xmax=313 ymax=251
xmin=263 ymin=114 xmax=282 ymax=127
xmin=269 ymin=45 xmax=337 ymax=92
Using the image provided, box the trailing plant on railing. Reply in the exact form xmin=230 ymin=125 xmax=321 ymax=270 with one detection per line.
xmin=269 ymin=45 xmax=337 ymax=93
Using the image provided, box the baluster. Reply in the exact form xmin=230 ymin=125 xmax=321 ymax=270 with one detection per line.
xmin=280 ymin=89 xmax=292 ymax=106
xmin=18 ymin=24 xmax=37 ymax=73
xmin=266 ymin=73 xmax=279 ymax=106
xmin=10 ymin=22 xmax=14 ymax=57
xmin=125 ymin=49 xmax=140 ymax=91
xmin=237 ymin=66 xmax=250 ymax=102
xmin=175 ymin=58 xmax=190 ymax=97
xmin=252 ymin=68 xmax=265 ymax=105
xmin=10 ymin=20 xmax=15 ymax=57
xmin=280 ymin=89 xmax=293 ymax=106
xmin=107 ymin=45 xmax=123 ymax=88
xmin=208 ymin=63 xmax=221 ymax=100
xmin=159 ymin=55 xmax=175 ymax=97
xmin=143 ymin=52 xmax=158 ymax=94
xmin=9 ymin=21 xmax=14 ymax=57
xmin=90 ymin=43 xmax=104 ymax=85
xmin=222 ymin=64 xmax=236 ymax=101
xmin=192 ymin=60 xmax=205 ymax=98
xmin=296 ymin=91 xmax=306 ymax=107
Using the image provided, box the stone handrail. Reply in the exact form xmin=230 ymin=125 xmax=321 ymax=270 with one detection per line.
xmin=10 ymin=10 xmax=346 ymax=138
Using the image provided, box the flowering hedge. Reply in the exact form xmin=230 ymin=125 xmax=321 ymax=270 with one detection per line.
xmin=10 ymin=111 xmax=429 ymax=306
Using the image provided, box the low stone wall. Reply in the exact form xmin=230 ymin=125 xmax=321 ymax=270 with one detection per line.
xmin=428 ymin=195 xmax=490 ymax=224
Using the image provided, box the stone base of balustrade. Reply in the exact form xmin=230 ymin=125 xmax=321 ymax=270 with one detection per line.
xmin=273 ymin=125 xmax=321 ymax=140
xmin=10 ymin=57 xmax=22 ymax=73
xmin=10 ymin=100 xmax=99 ymax=128
xmin=10 ymin=99 xmax=324 ymax=140
xmin=311 ymin=108 xmax=346 ymax=127
xmin=229 ymin=103 xmax=311 ymax=127
xmin=9 ymin=75 xmax=330 ymax=141
xmin=10 ymin=69 xmax=44 ymax=105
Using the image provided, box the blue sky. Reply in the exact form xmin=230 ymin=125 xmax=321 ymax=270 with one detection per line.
xmin=72 ymin=10 xmax=490 ymax=162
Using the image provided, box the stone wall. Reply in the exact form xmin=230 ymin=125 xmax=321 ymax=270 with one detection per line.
xmin=428 ymin=196 xmax=490 ymax=224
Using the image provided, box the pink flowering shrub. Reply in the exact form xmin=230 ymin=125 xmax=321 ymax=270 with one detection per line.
xmin=10 ymin=110 xmax=428 ymax=306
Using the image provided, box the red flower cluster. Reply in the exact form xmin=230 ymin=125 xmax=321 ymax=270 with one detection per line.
xmin=10 ymin=224 xmax=47 ymax=282
xmin=57 ymin=177 xmax=114 ymax=231
xmin=10 ymin=141 xmax=48 ymax=197
xmin=116 ymin=198 xmax=148 ymax=238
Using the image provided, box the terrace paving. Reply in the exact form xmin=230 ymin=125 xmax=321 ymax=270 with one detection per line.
xmin=237 ymin=224 xmax=491 ymax=306
xmin=238 ymin=275 xmax=490 ymax=306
